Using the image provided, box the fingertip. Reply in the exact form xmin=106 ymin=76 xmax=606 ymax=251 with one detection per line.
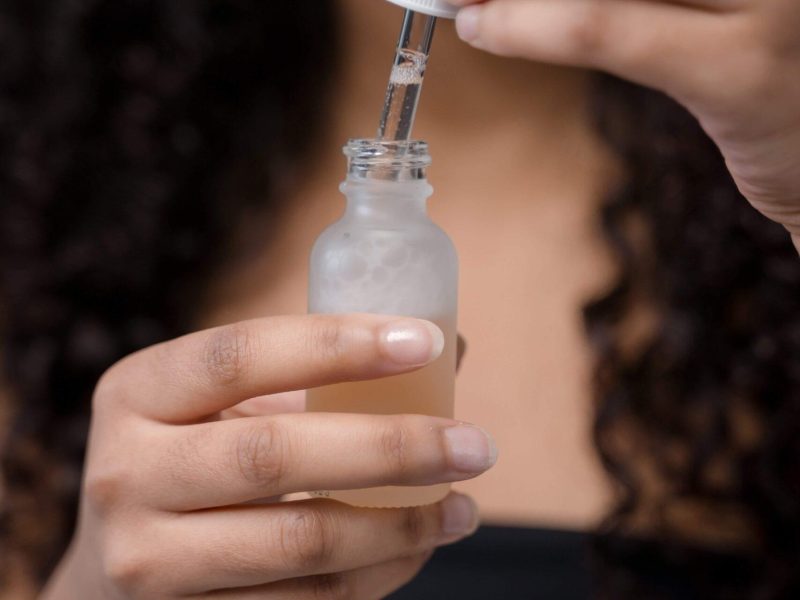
xmin=380 ymin=319 xmax=445 ymax=367
xmin=422 ymin=320 xmax=446 ymax=362
xmin=443 ymin=423 xmax=498 ymax=474
xmin=456 ymin=5 xmax=483 ymax=44
xmin=440 ymin=493 xmax=480 ymax=541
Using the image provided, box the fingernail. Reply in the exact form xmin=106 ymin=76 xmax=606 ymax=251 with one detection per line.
xmin=440 ymin=494 xmax=480 ymax=537
xmin=456 ymin=6 xmax=482 ymax=43
xmin=444 ymin=425 xmax=498 ymax=473
xmin=380 ymin=319 xmax=444 ymax=366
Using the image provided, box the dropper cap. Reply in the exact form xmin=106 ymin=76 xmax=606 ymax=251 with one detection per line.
xmin=385 ymin=0 xmax=459 ymax=19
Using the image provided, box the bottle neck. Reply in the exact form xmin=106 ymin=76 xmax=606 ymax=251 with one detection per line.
xmin=341 ymin=177 xmax=432 ymax=223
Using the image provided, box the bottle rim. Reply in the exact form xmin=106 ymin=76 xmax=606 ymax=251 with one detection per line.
xmin=344 ymin=139 xmax=432 ymax=181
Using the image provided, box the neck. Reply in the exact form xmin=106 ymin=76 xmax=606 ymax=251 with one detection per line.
xmin=344 ymin=178 xmax=431 ymax=223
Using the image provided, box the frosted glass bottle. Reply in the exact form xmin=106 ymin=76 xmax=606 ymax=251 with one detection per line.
xmin=307 ymin=139 xmax=458 ymax=508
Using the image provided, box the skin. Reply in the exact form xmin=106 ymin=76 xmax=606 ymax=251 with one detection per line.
xmin=42 ymin=315 xmax=497 ymax=599
xmin=40 ymin=0 xmax=800 ymax=597
xmin=449 ymin=0 xmax=800 ymax=251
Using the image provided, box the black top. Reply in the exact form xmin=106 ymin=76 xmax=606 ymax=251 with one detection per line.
xmin=388 ymin=527 xmax=591 ymax=600
xmin=388 ymin=526 xmax=761 ymax=600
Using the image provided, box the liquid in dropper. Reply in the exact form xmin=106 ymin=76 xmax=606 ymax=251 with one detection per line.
xmin=377 ymin=11 xmax=436 ymax=141
xmin=378 ymin=48 xmax=428 ymax=141
xmin=390 ymin=49 xmax=426 ymax=85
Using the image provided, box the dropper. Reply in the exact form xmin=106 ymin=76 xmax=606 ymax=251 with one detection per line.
xmin=377 ymin=10 xmax=437 ymax=141
xmin=378 ymin=1 xmax=459 ymax=141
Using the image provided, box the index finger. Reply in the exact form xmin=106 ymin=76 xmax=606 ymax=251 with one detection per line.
xmin=96 ymin=314 xmax=445 ymax=423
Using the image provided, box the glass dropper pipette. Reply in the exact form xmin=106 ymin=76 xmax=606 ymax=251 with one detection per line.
xmin=377 ymin=9 xmax=438 ymax=142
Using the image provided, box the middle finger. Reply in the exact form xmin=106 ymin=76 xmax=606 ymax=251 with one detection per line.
xmin=140 ymin=413 xmax=497 ymax=511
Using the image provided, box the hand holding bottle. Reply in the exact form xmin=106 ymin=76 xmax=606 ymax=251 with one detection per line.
xmin=42 ymin=315 xmax=497 ymax=600
xmin=450 ymin=0 xmax=800 ymax=251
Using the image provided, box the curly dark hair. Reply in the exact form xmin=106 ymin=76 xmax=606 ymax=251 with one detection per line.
xmin=0 ymin=0 xmax=338 ymax=582
xmin=0 ymin=1 xmax=798 ymax=597
xmin=586 ymin=78 xmax=800 ymax=598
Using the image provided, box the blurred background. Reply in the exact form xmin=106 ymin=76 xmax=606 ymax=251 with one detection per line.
xmin=2 ymin=1 xmax=800 ymax=598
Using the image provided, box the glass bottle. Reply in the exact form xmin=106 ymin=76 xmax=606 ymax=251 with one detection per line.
xmin=306 ymin=139 xmax=458 ymax=508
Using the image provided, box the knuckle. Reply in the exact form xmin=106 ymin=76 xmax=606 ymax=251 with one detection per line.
xmin=566 ymin=1 xmax=609 ymax=60
xmin=85 ymin=469 xmax=127 ymax=516
xmin=166 ymin=426 xmax=221 ymax=497
xmin=379 ymin=420 xmax=411 ymax=479
xmin=234 ymin=420 xmax=288 ymax=491
xmin=92 ymin=359 xmax=130 ymax=412
xmin=309 ymin=316 xmax=347 ymax=363
xmin=309 ymin=572 xmax=352 ymax=600
xmin=480 ymin=2 xmax=515 ymax=53
xmin=758 ymin=10 xmax=800 ymax=60
xmin=742 ymin=49 xmax=784 ymax=103
xmin=278 ymin=507 xmax=337 ymax=573
xmin=204 ymin=323 xmax=254 ymax=385
xmin=703 ymin=46 xmax=780 ymax=122
xmin=399 ymin=506 xmax=428 ymax=549
xmin=103 ymin=542 xmax=154 ymax=597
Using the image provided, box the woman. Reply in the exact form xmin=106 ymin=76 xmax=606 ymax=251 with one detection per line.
xmin=1 ymin=0 xmax=799 ymax=598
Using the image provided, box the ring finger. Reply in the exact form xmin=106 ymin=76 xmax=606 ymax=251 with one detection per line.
xmin=161 ymin=496 xmax=478 ymax=594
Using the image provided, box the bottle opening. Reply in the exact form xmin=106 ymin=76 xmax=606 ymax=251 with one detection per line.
xmin=344 ymin=139 xmax=432 ymax=181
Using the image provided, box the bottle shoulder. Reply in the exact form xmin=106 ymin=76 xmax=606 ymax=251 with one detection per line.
xmin=313 ymin=215 xmax=455 ymax=249
xmin=309 ymin=215 xmax=458 ymax=316
xmin=311 ymin=217 xmax=457 ymax=273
